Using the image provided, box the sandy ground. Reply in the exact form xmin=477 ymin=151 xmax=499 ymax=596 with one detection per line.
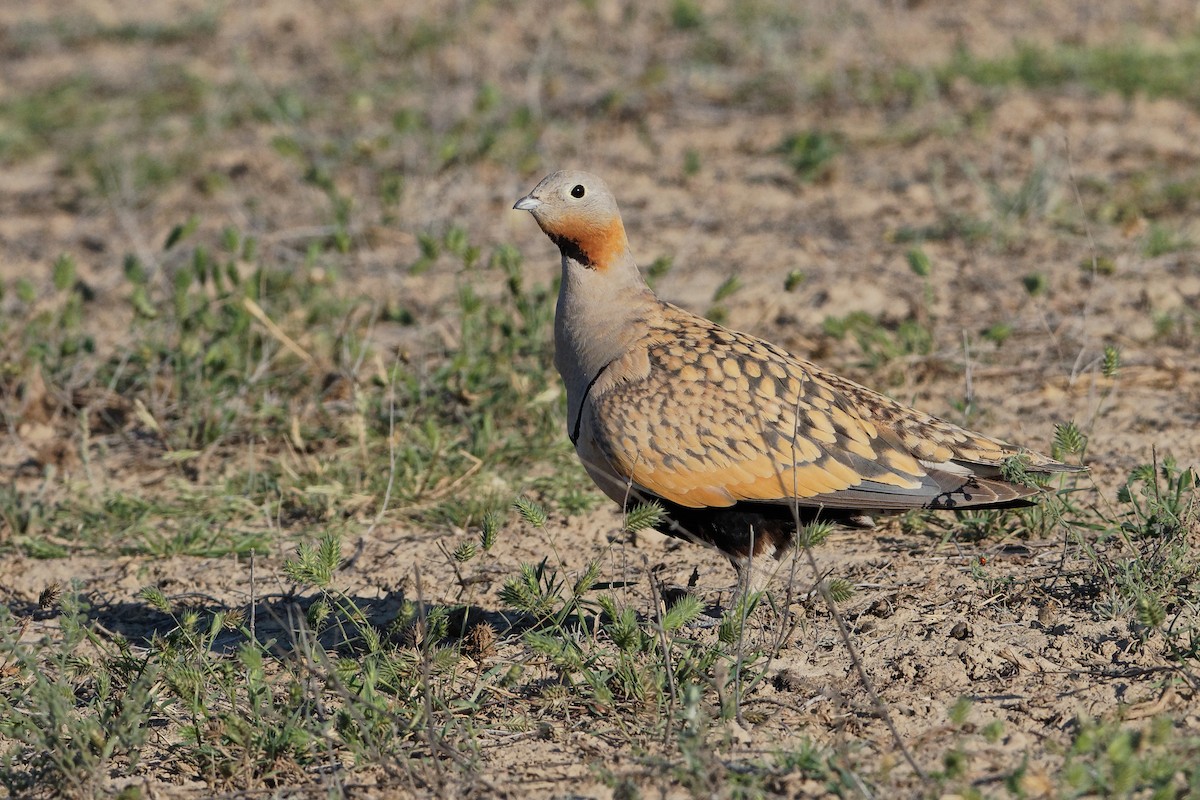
xmin=2 ymin=0 xmax=1199 ymax=796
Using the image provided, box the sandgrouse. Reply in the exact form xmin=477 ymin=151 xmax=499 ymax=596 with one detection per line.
xmin=514 ymin=170 xmax=1082 ymax=591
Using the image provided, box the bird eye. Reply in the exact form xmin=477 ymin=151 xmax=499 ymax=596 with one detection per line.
xmin=570 ymin=184 xmax=586 ymax=198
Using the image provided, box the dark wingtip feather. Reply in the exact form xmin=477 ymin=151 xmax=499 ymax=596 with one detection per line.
xmin=923 ymin=471 xmax=1041 ymax=510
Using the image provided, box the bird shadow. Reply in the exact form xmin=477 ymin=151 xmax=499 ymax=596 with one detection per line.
xmin=7 ymin=588 xmax=552 ymax=658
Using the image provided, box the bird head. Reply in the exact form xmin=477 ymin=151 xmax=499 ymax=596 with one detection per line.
xmin=513 ymin=170 xmax=631 ymax=271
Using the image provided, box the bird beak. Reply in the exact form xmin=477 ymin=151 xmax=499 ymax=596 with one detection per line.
xmin=513 ymin=194 xmax=541 ymax=212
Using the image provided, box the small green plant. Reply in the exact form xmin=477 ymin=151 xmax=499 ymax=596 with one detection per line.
xmin=778 ymin=130 xmax=839 ymax=182
xmin=624 ymin=501 xmax=665 ymax=533
xmin=706 ymin=274 xmax=744 ymax=324
xmin=822 ymin=310 xmax=933 ymax=373
xmin=0 ymin=596 xmax=157 ymax=796
xmin=1143 ymin=223 xmax=1192 ymax=257
xmin=1052 ymin=420 xmax=1087 ymax=461
xmin=982 ymin=321 xmax=1013 ymax=346
xmin=907 ymin=246 xmax=937 ymax=316
xmin=670 ymin=0 xmax=704 ymax=30
xmin=1022 ymin=272 xmax=1048 ymax=296
xmin=1081 ymin=254 xmax=1117 ymax=275
xmin=905 ymin=246 xmax=930 ymax=277
xmin=971 ymin=141 xmax=1055 ymax=223
xmin=1060 ymin=716 xmax=1198 ymax=797
xmin=645 ymin=255 xmax=674 ymax=288
xmin=1080 ymin=455 xmax=1200 ymax=646
xmin=1102 ymin=345 xmax=1120 ymax=378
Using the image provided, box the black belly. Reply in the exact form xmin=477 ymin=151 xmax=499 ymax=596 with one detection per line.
xmin=637 ymin=498 xmax=869 ymax=561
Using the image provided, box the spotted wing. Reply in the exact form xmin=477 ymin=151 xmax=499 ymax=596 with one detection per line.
xmin=583 ymin=316 xmax=1002 ymax=511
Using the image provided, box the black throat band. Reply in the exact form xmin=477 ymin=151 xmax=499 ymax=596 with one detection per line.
xmin=570 ymin=358 xmax=615 ymax=445
xmin=550 ymin=233 xmax=595 ymax=269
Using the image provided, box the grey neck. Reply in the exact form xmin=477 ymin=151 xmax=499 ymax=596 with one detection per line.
xmin=553 ymin=253 xmax=657 ymax=426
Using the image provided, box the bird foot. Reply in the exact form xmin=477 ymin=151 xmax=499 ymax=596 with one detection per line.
xmin=687 ymin=608 xmax=724 ymax=629
xmin=657 ymin=582 xmax=727 ymax=629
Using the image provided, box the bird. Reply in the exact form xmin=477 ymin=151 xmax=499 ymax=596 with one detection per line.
xmin=513 ymin=170 xmax=1083 ymax=593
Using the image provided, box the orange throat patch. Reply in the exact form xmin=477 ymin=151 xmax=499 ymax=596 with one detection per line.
xmin=547 ymin=216 xmax=627 ymax=270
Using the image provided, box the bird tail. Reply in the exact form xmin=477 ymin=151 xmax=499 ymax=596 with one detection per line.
xmin=922 ymin=470 xmax=1042 ymax=510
